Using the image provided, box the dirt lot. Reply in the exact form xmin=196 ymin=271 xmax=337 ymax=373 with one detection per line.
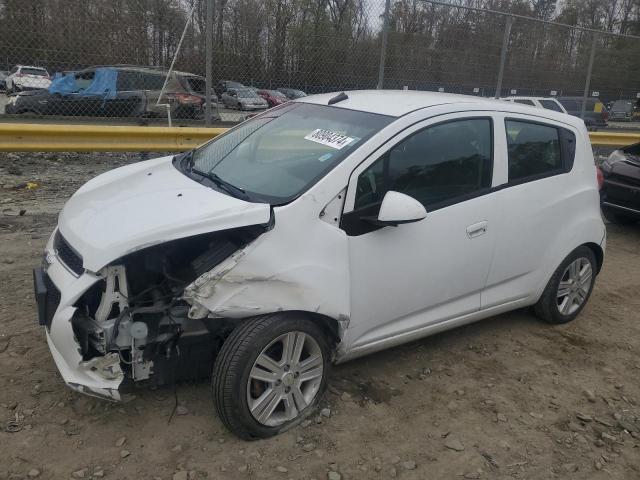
xmin=1 ymin=152 xmax=639 ymax=480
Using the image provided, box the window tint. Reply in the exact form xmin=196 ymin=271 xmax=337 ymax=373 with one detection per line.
xmin=540 ymin=99 xmax=563 ymax=112
xmin=21 ymin=67 xmax=48 ymax=76
xmin=514 ymin=99 xmax=535 ymax=106
xmin=558 ymin=99 xmax=578 ymax=111
xmin=505 ymin=120 xmax=562 ymax=182
xmin=117 ymin=71 xmax=166 ymax=91
xmin=354 ymin=119 xmax=492 ymax=210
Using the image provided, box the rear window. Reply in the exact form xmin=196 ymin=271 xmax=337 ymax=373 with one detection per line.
xmin=21 ymin=68 xmax=48 ymax=76
xmin=506 ymin=120 xmax=562 ymax=182
xmin=185 ymin=77 xmax=205 ymax=93
xmin=540 ymin=100 xmax=563 ymax=112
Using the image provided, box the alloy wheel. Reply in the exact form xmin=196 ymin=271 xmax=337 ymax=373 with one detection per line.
xmin=246 ymin=331 xmax=324 ymax=427
xmin=556 ymin=257 xmax=593 ymax=315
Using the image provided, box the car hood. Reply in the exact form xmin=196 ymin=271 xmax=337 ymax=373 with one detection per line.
xmin=58 ymin=155 xmax=271 ymax=272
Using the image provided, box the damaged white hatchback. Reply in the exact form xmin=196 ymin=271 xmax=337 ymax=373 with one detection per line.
xmin=34 ymin=90 xmax=606 ymax=439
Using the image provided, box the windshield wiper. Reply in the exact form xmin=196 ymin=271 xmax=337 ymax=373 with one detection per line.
xmin=194 ymin=169 xmax=250 ymax=200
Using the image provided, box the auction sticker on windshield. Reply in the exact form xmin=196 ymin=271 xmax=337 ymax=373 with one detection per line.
xmin=304 ymin=129 xmax=355 ymax=150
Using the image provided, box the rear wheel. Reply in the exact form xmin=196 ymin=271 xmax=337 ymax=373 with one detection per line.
xmin=212 ymin=314 xmax=330 ymax=439
xmin=534 ymin=246 xmax=597 ymax=324
xmin=602 ymin=206 xmax=638 ymax=225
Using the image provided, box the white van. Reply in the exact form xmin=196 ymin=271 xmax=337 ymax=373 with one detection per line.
xmin=502 ymin=96 xmax=567 ymax=114
xmin=34 ymin=90 xmax=605 ymax=439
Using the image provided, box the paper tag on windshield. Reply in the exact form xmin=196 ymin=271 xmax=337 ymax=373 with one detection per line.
xmin=304 ymin=129 xmax=355 ymax=150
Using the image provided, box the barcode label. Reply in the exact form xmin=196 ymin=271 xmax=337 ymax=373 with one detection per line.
xmin=304 ymin=129 xmax=355 ymax=150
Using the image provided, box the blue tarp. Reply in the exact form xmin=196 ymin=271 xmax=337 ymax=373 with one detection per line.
xmin=48 ymin=73 xmax=78 ymax=95
xmin=82 ymin=68 xmax=117 ymax=99
xmin=48 ymin=68 xmax=117 ymax=99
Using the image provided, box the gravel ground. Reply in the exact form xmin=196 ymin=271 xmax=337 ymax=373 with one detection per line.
xmin=1 ymin=152 xmax=639 ymax=480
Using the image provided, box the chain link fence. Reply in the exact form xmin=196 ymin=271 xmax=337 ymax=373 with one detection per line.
xmin=0 ymin=0 xmax=639 ymax=126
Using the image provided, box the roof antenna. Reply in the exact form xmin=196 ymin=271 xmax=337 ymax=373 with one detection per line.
xmin=328 ymin=92 xmax=348 ymax=105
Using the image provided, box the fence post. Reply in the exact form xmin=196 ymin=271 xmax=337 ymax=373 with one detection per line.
xmin=205 ymin=0 xmax=214 ymax=126
xmin=580 ymin=33 xmax=597 ymax=121
xmin=495 ymin=15 xmax=513 ymax=98
xmin=377 ymin=0 xmax=391 ymax=90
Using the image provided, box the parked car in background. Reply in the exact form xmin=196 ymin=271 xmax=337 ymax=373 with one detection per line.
xmin=0 ymin=70 xmax=8 ymax=91
xmin=277 ymin=87 xmax=307 ymax=99
xmin=214 ymin=80 xmax=244 ymax=100
xmin=221 ymin=87 xmax=268 ymax=110
xmin=5 ymin=65 xmax=51 ymax=93
xmin=600 ymin=141 xmax=640 ymax=224
xmin=257 ymin=89 xmax=288 ymax=107
xmin=502 ymin=96 xmax=567 ymax=114
xmin=557 ymin=96 xmax=608 ymax=128
xmin=608 ymin=99 xmax=635 ymax=122
xmin=35 ymin=91 xmax=604 ymax=440
xmin=6 ymin=66 xmax=205 ymax=119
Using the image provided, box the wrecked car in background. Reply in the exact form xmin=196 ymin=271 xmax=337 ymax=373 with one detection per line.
xmin=6 ymin=66 xmax=205 ymax=119
xmin=34 ymin=90 xmax=605 ymax=439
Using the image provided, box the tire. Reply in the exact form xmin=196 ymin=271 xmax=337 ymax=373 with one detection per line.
xmin=212 ymin=313 xmax=331 ymax=440
xmin=534 ymin=246 xmax=597 ymax=324
xmin=602 ymin=206 xmax=638 ymax=225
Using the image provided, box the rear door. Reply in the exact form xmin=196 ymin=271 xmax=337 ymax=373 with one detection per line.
xmin=482 ymin=115 xmax=578 ymax=307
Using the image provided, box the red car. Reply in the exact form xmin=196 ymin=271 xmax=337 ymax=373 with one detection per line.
xmin=257 ymin=89 xmax=289 ymax=107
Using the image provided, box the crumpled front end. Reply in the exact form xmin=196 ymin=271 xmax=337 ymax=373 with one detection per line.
xmin=37 ymin=224 xmax=268 ymax=400
xmin=36 ymin=232 xmax=124 ymax=400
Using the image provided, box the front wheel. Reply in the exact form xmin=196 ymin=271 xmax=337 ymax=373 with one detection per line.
xmin=534 ymin=246 xmax=597 ymax=324
xmin=212 ymin=314 xmax=331 ymax=439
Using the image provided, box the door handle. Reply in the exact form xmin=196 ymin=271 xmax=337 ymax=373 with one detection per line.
xmin=466 ymin=221 xmax=488 ymax=239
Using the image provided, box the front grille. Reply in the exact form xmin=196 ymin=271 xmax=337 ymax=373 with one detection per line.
xmin=43 ymin=273 xmax=61 ymax=329
xmin=54 ymin=231 xmax=84 ymax=276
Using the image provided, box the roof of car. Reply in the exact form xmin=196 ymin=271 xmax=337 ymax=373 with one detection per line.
xmin=503 ymin=96 xmax=559 ymax=101
xmin=297 ymin=90 xmax=581 ymax=126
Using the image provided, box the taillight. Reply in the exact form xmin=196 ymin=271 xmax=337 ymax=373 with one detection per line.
xmin=173 ymin=93 xmax=203 ymax=105
xmin=596 ymin=166 xmax=604 ymax=190
xmin=602 ymin=110 xmax=608 ymax=122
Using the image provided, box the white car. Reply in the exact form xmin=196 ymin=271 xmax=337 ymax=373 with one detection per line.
xmin=502 ymin=96 xmax=567 ymax=114
xmin=6 ymin=65 xmax=51 ymax=93
xmin=34 ymin=90 xmax=605 ymax=439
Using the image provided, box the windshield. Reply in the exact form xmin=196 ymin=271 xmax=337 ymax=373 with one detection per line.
xmin=188 ymin=103 xmax=393 ymax=204
xmin=237 ymin=88 xmax=259 ymax=98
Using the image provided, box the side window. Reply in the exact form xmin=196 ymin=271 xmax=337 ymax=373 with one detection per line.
xmin=559 ymin=99 xmax=577 ymax=111
xmin=540 ymin=100 xmax=563 ymax=112
xmin=505 ymin=120 xmax=562 ymax=182
xmin=75 ymin=70 xmax=95 ymax=90
xmin=354 ymin=118 xmax=493 ymax=211
xmin=514 ymin=99 xmax=535 ymax=106
xmin=116 ymin=71 xmax=137 ymax=91
xmin=141 ymin=73 xmax=166 ymax=90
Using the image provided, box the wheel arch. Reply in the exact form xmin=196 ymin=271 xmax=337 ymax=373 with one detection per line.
xmin=583 ymin=241 xmax=604 ymax=274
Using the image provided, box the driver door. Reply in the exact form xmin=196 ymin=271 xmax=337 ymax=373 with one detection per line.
xmin=341 ymin=113 xmax=500 ymax=352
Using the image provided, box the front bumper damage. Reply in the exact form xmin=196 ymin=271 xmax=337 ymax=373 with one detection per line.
xmin=34 ymin=234 xmax=124 ymax=400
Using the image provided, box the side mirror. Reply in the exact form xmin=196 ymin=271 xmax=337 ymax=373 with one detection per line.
xmin=373 ymin=191 xmax=427 ymax=227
